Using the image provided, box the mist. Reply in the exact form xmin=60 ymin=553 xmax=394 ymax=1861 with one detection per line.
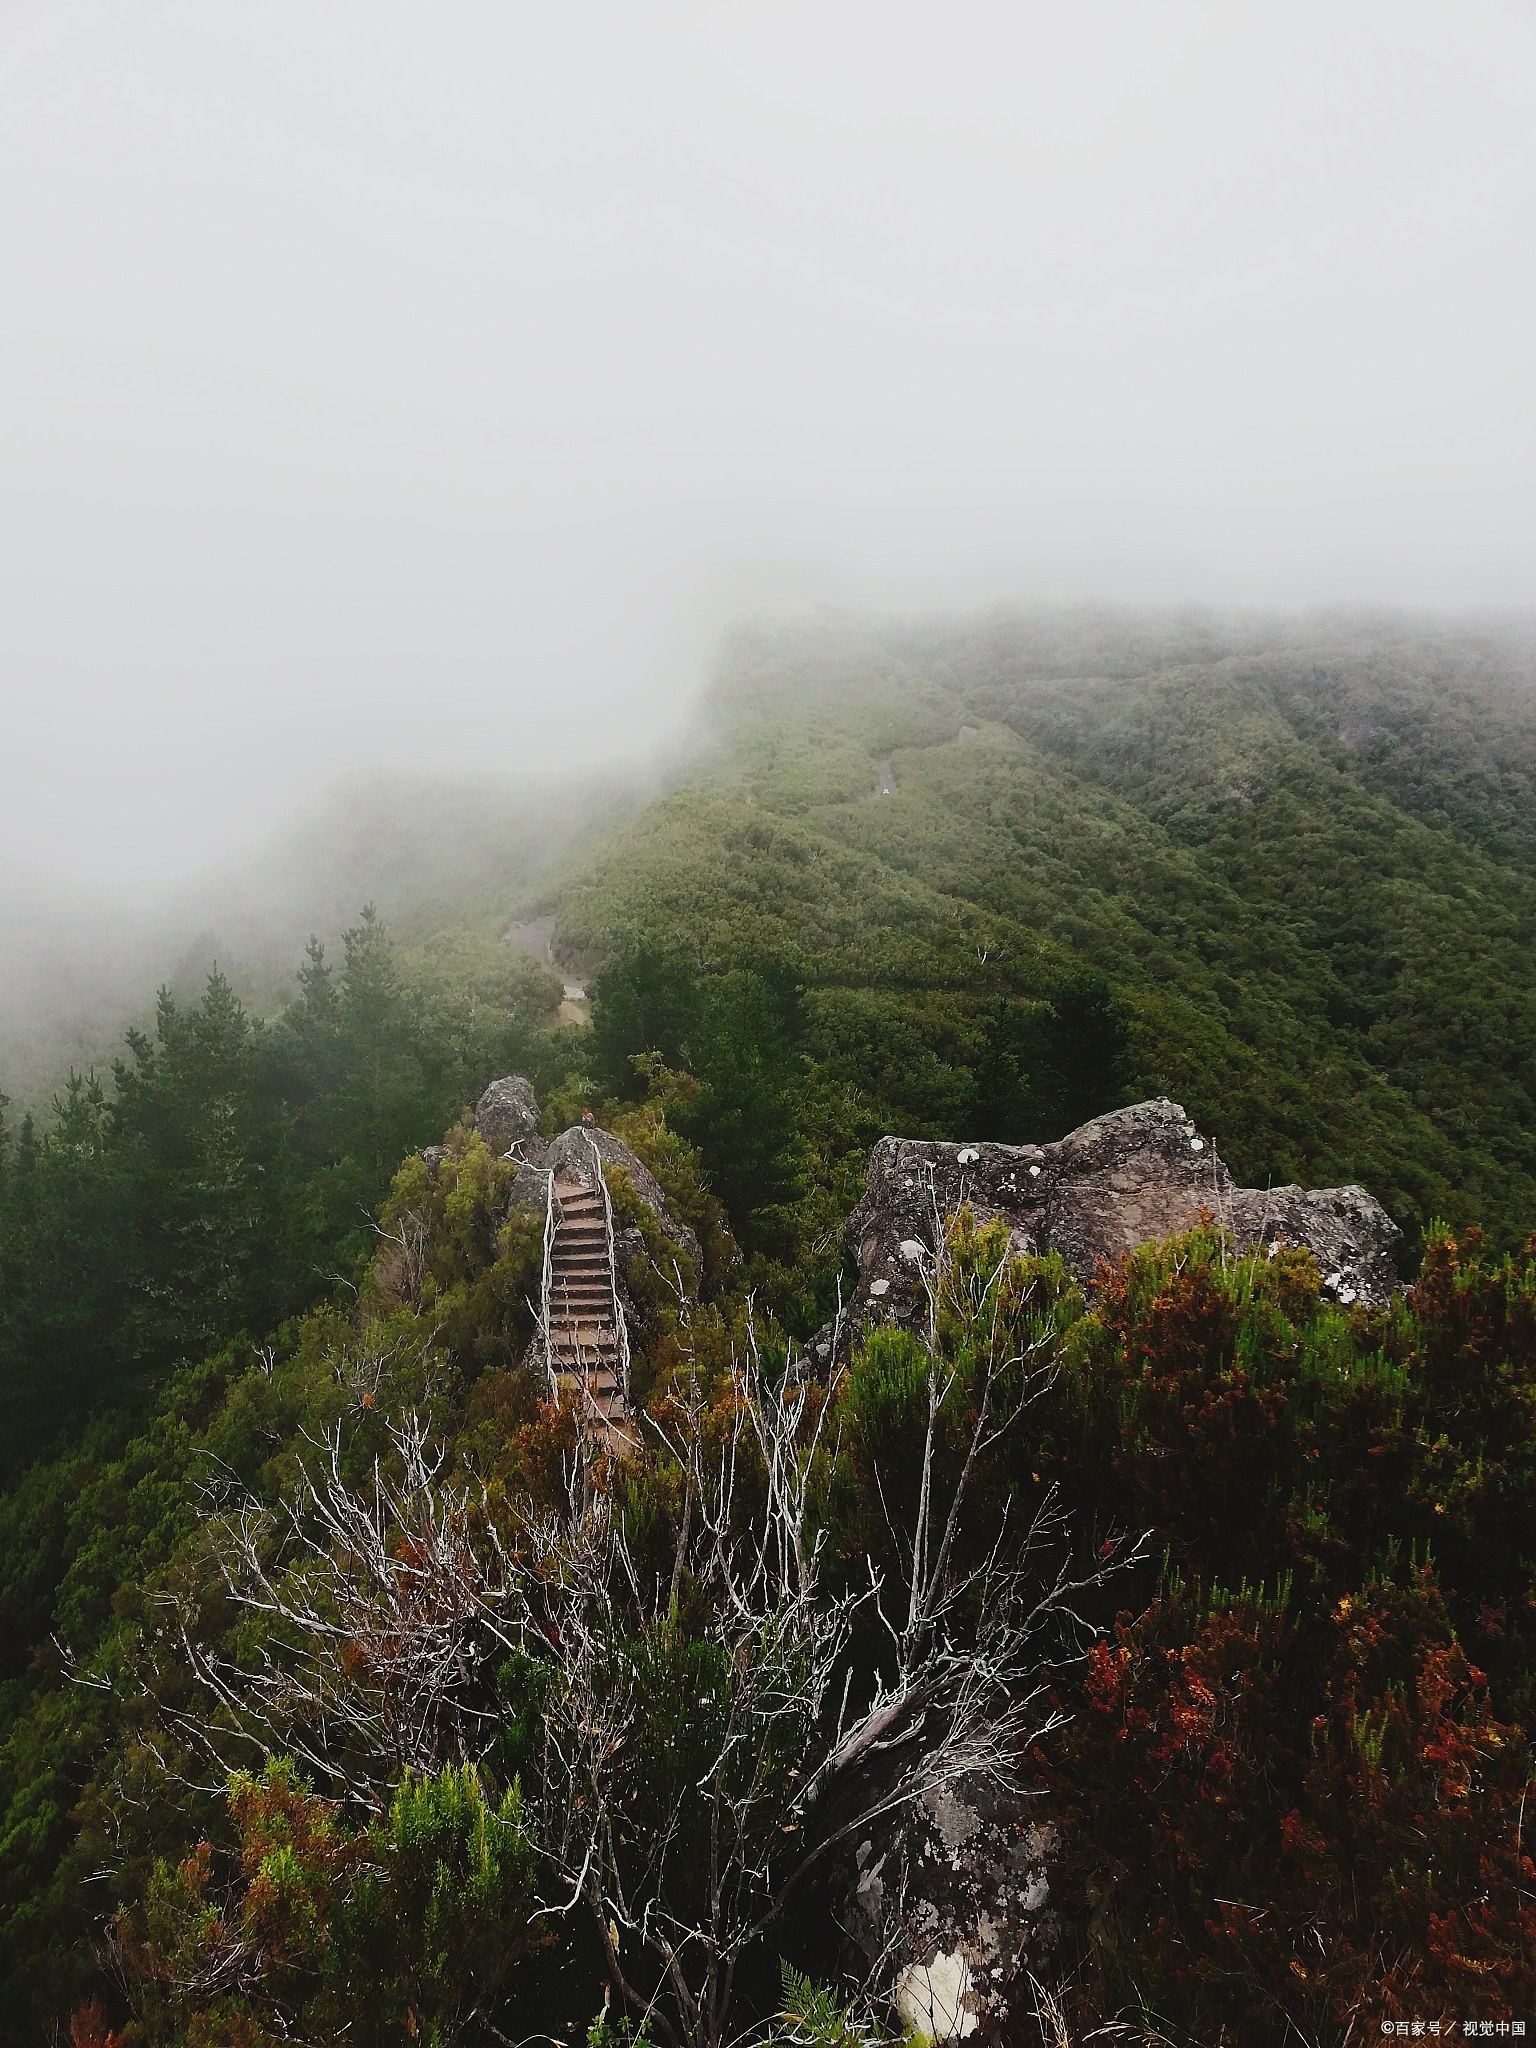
xmin=11 ymin=12 xmax=1536 ymax=2018
xmin=2 ymin=0 xmax=1535 ymax=900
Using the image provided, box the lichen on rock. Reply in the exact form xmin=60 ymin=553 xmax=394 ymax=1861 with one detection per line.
xmin=471 ymin=1074 xmax=541 ymax=1157
xmin=843 ymin=1097 xmax=1401 ymax=1340
xmin=840 ymin=1772 xmax=1061 ymax=2040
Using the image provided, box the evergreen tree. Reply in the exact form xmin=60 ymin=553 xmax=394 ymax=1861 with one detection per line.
xmin=0 ymin=1079 xmax=137 ymax=1470
xmin=590 ymin=944 xmax=701 ymax=1096
xmin=111 ymin=973 xmax=270 ymax=1367
xmin=1038 ymin=968 xmax=1131 ymax=1137
xmin=678 ymin=964 xmax=805 ymax=1244
xmin=336 ymin=904 xmax=427 ymax=1185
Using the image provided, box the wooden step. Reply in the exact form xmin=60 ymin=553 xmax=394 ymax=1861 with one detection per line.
xmin=556 ymin=1396 xmax=626 ymax=1418
xmin=555 ymin=1370 xmax=625 ymax=1400
xmin=545 ymin=1168 xmax=633 ymax=1449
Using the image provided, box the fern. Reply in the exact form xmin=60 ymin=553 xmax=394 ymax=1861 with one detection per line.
xmin=776 ymin=1963 xmax=875 ymax=2048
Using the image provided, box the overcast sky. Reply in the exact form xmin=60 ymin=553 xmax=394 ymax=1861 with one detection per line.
xmin=2 ymin=1 xmax=1534 ymax=891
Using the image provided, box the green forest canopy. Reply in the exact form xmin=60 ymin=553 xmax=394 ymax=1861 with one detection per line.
xmin=563 ymin=606 xmax=1536 ymax=1272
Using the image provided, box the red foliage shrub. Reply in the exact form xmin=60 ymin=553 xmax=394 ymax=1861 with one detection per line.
xmin=68 ymin=2002 xmax=128 ymax=2048
xmin=1044 ymin=1569 xmax=1535 ymax=2037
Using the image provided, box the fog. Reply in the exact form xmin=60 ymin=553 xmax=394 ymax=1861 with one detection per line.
xmin=2 ymin=0 xmax=1535 ymax=896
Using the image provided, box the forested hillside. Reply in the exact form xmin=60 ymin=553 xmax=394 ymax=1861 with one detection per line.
xmin=2 ymin=607 xmax=1535 ymax=2044
xmin=564 ymin=607 xmax=1536 ymax=1288
xmin=0 ymin=912 xmax=574 ymax=1479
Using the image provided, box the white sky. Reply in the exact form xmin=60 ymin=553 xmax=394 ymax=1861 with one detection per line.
xmin=1 ymin=1 xmax=1534 ymax=889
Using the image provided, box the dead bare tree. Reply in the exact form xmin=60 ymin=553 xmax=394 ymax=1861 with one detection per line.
xmin=123 ymin=1211 xmax=1142 ymax=2048
xmin=371 ymin=1204 xmax=432 ymax=1309
xmin=534 ymin=1352 xmax=868 ymax=2048
xmin=533 ymin=1226 xmax=1147 ymax=2048
xmin=167 ymin=1413 xmax=544 ymax=1805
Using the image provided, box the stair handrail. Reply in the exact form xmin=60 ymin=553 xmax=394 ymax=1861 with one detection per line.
xmin=538 ymin=1167 xmax=558 ymax=1401
xmin=582 ymin=1130 xmax=631 ymax=1401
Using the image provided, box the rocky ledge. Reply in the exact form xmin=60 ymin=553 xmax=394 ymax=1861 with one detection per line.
xmin=840 ymin=1098 xmax=1400 ymax=1341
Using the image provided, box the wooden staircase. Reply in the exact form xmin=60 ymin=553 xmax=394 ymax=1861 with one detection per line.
xmin=546 ymin=1175 xmax=631 ymax=1440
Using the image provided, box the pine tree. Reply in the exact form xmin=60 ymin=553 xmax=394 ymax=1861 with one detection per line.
xmin=112 ymin=973 xmax=269 ymax=1368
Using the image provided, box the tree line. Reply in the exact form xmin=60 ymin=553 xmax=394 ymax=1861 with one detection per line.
xmin=0 ymin=910 xmax=566 ymax=1479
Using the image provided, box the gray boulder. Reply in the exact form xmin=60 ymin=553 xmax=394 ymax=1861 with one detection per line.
xmin=473 ymin=1074 xmax=542 ymax=1157
xmin=844 ymin=1098 xmax=1400 ymax=1332
xmin=1225 ymin=1182 xmax=1402 ymax=1307
xmin=838 ymin=1775 xmax=1059 ymax=2039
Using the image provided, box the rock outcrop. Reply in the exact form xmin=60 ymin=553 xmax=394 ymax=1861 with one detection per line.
xmin=540 ymin=1125 xmax=701 ymax=1272
xmin=462 ymin=1074 xmax=702 ymax=1310
xmin=445 ymin=1079 xmax=699 ymax=1432
xmin=827 ymin=1104 xmax=1400 ymax=2034
xmin=460 ymin=1077 xmax=699 ymax=1265
xmin=471 ymin=1074 xmax=542 ymax=1157
xmin=467 ymin=1076 xmax=694 ymax=1254
xmin=840 ymin=1098 xmax=1400 ymax=1343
